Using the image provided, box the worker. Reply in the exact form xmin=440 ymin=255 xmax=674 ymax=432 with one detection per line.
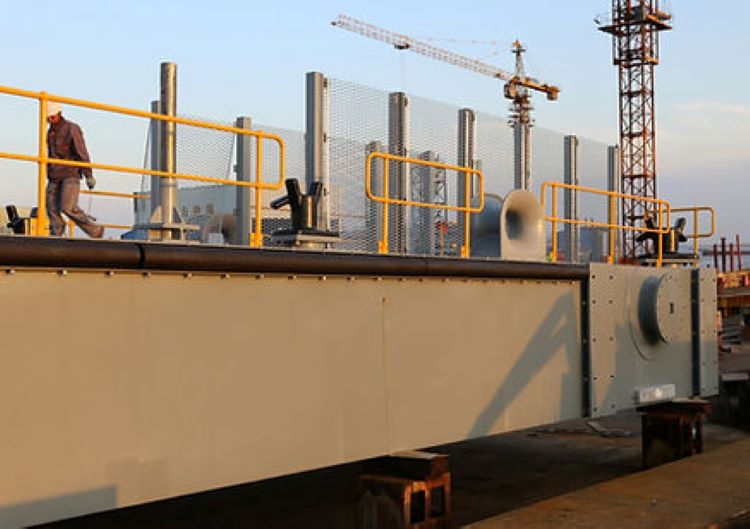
xmin=46 ymin=101 xmax=104 ymax=238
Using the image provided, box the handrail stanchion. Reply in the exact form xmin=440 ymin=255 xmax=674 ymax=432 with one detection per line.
xmin=656 ymin=203 xmax=664 ymax=268
xmin=36 ymin=93 xmax=49 ymax=236
xmin=251 ymin=135 xmax=263 ymax=248
xmin=380 ymin=158 xmax=389 ymax=254
xmin=461 ymin=167 xmax=471 ymax=258
xmin=551 ymin=186 xmax=558 ymax=262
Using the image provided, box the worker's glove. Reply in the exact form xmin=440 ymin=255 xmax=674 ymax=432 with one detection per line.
xmin=85 ymin=175 xmax=96 ymax=190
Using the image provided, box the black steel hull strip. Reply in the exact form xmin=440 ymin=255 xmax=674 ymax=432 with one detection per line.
xmin=0 ymin=236 xmax=589 ymax=280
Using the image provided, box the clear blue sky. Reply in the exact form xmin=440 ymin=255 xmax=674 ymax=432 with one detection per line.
xmin=0 ymin=0 xmax=747 ymax=242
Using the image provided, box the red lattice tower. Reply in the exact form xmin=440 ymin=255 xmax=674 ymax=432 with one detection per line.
xmin=599 ymin=1 xmax=671 ymax=258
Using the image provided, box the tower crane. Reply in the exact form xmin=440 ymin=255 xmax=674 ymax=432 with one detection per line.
xmin=331 ymin=14 xmax=559 ymax=191
xmin=598 ymin=1 xmax=671 ymax=258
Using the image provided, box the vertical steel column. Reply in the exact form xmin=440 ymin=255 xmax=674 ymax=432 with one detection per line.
xmin=513 ymin=123 xmax=531 ymax=191
xmin=146 ymin=62 xmax=197 ymax=241
xmin=457 ymin=108 xmax=476 ymax=252
xmin=563 ymin=135 xmax=579 ymax=263
xmin=149 ymin=100 xmax=163 ymax=217
xmin=388 ymin=92 xmax=410 ymax=254
xmin=366 ymin=141 xmax=385 ymax=253
xmin=305 ymin=72 xmax=330 ymax=231
xmin=234 ymin=116 xmax=253 ymax=246
xmin=160 ymin=62 xmax=178 ymax=235
xmin=607 ymin=145 xmax=621 ymax=262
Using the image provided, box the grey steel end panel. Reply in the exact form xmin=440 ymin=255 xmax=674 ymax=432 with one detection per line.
xmin=588 ymin=263 xmax=696 ymax=417
xmin=694 ymin=268 xmax=719 ymax=396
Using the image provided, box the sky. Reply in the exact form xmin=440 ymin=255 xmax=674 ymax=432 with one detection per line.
xmin=0 ymin=0 xmax=747 ymax=245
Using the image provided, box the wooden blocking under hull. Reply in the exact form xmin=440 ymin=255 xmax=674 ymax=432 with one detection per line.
xmin=357 ymin=451 xmax=451 ymax=529
xmin=639 ymin=399 xmax=711 ymax=469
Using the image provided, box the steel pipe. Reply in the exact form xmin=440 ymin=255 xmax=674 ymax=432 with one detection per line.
xmin=0 ymin=236 xmax=588 ymax=280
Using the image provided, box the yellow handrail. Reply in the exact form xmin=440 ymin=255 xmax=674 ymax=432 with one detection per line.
xmin=671 ymin=206 xmax=716 ymax=256
xmin=0 ymin=84 xmax=286 ymax=246
xmin=539 ymin=181 xmax=672 ymax=267
xmin=81 ymin=190 xmax=146 ymax=200
xmin=365 ymin=152 xmax=484 ymax=258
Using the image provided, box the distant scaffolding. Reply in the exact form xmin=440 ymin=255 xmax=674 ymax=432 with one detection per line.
xmin=599 ymin=0 xmax=671 ymax=258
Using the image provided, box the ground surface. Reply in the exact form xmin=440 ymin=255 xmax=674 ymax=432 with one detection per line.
xmin=38 ymin=412 xmax=749 ymax=528
xmin=467 ymin=434 xmax=750 ymax=529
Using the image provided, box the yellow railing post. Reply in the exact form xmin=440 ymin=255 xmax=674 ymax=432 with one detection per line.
xmin=36 ymin=93 xmax=49 ymax=236
xmin=656 ymin=204 xmax=664 ymax=268
xmin=379 ymin=159 xmax=389 ymax=254
xmin=251 ymin=136 xmax=263 ymax=248
xmin=460 ymin=168 xmax=471 ymax=258
xmin=551 ymin=186 xmax=558 ymax=262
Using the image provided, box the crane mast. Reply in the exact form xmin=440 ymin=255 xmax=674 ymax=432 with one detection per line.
xmin=598 ymin=0 xmax=671 ymax=258
xmin=331 ymin=14 xmax=559 ymax=191
xmin=508 ymin=40 xmax=533 ymax=190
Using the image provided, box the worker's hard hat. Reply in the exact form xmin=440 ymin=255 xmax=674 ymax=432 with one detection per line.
xmin=46 ymin=101 xmax=63 ymax=117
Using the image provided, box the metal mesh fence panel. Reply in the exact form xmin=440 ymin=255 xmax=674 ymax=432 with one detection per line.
xmin=475 ymin=110 xmax=514 ymax=197
xmin=579 ymin=137 xmax=610 ymax=221
xmin=328 ymin=80 xmax=520 ymax=257
xmin=138 ymin=118 xmax=301 ymax=244
xmin=532 ymin=125 xmax=565 ymax=245
xmin=0 ymin=96 xmax=49 ymax=233
xmin=254 ymin=123 xmax=305 ymax=245
xmin=407 ymin=95 xmax=462 ymax=256
xmin=329 ymin=78 xmax=389 ymax=253
xmin=139 ymin=117 xmax=232 ymax=239
xmin=578 ymin=137 xmax=611 ymax=262
xmin=532 ymin=125 xmax=565 ymax=188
